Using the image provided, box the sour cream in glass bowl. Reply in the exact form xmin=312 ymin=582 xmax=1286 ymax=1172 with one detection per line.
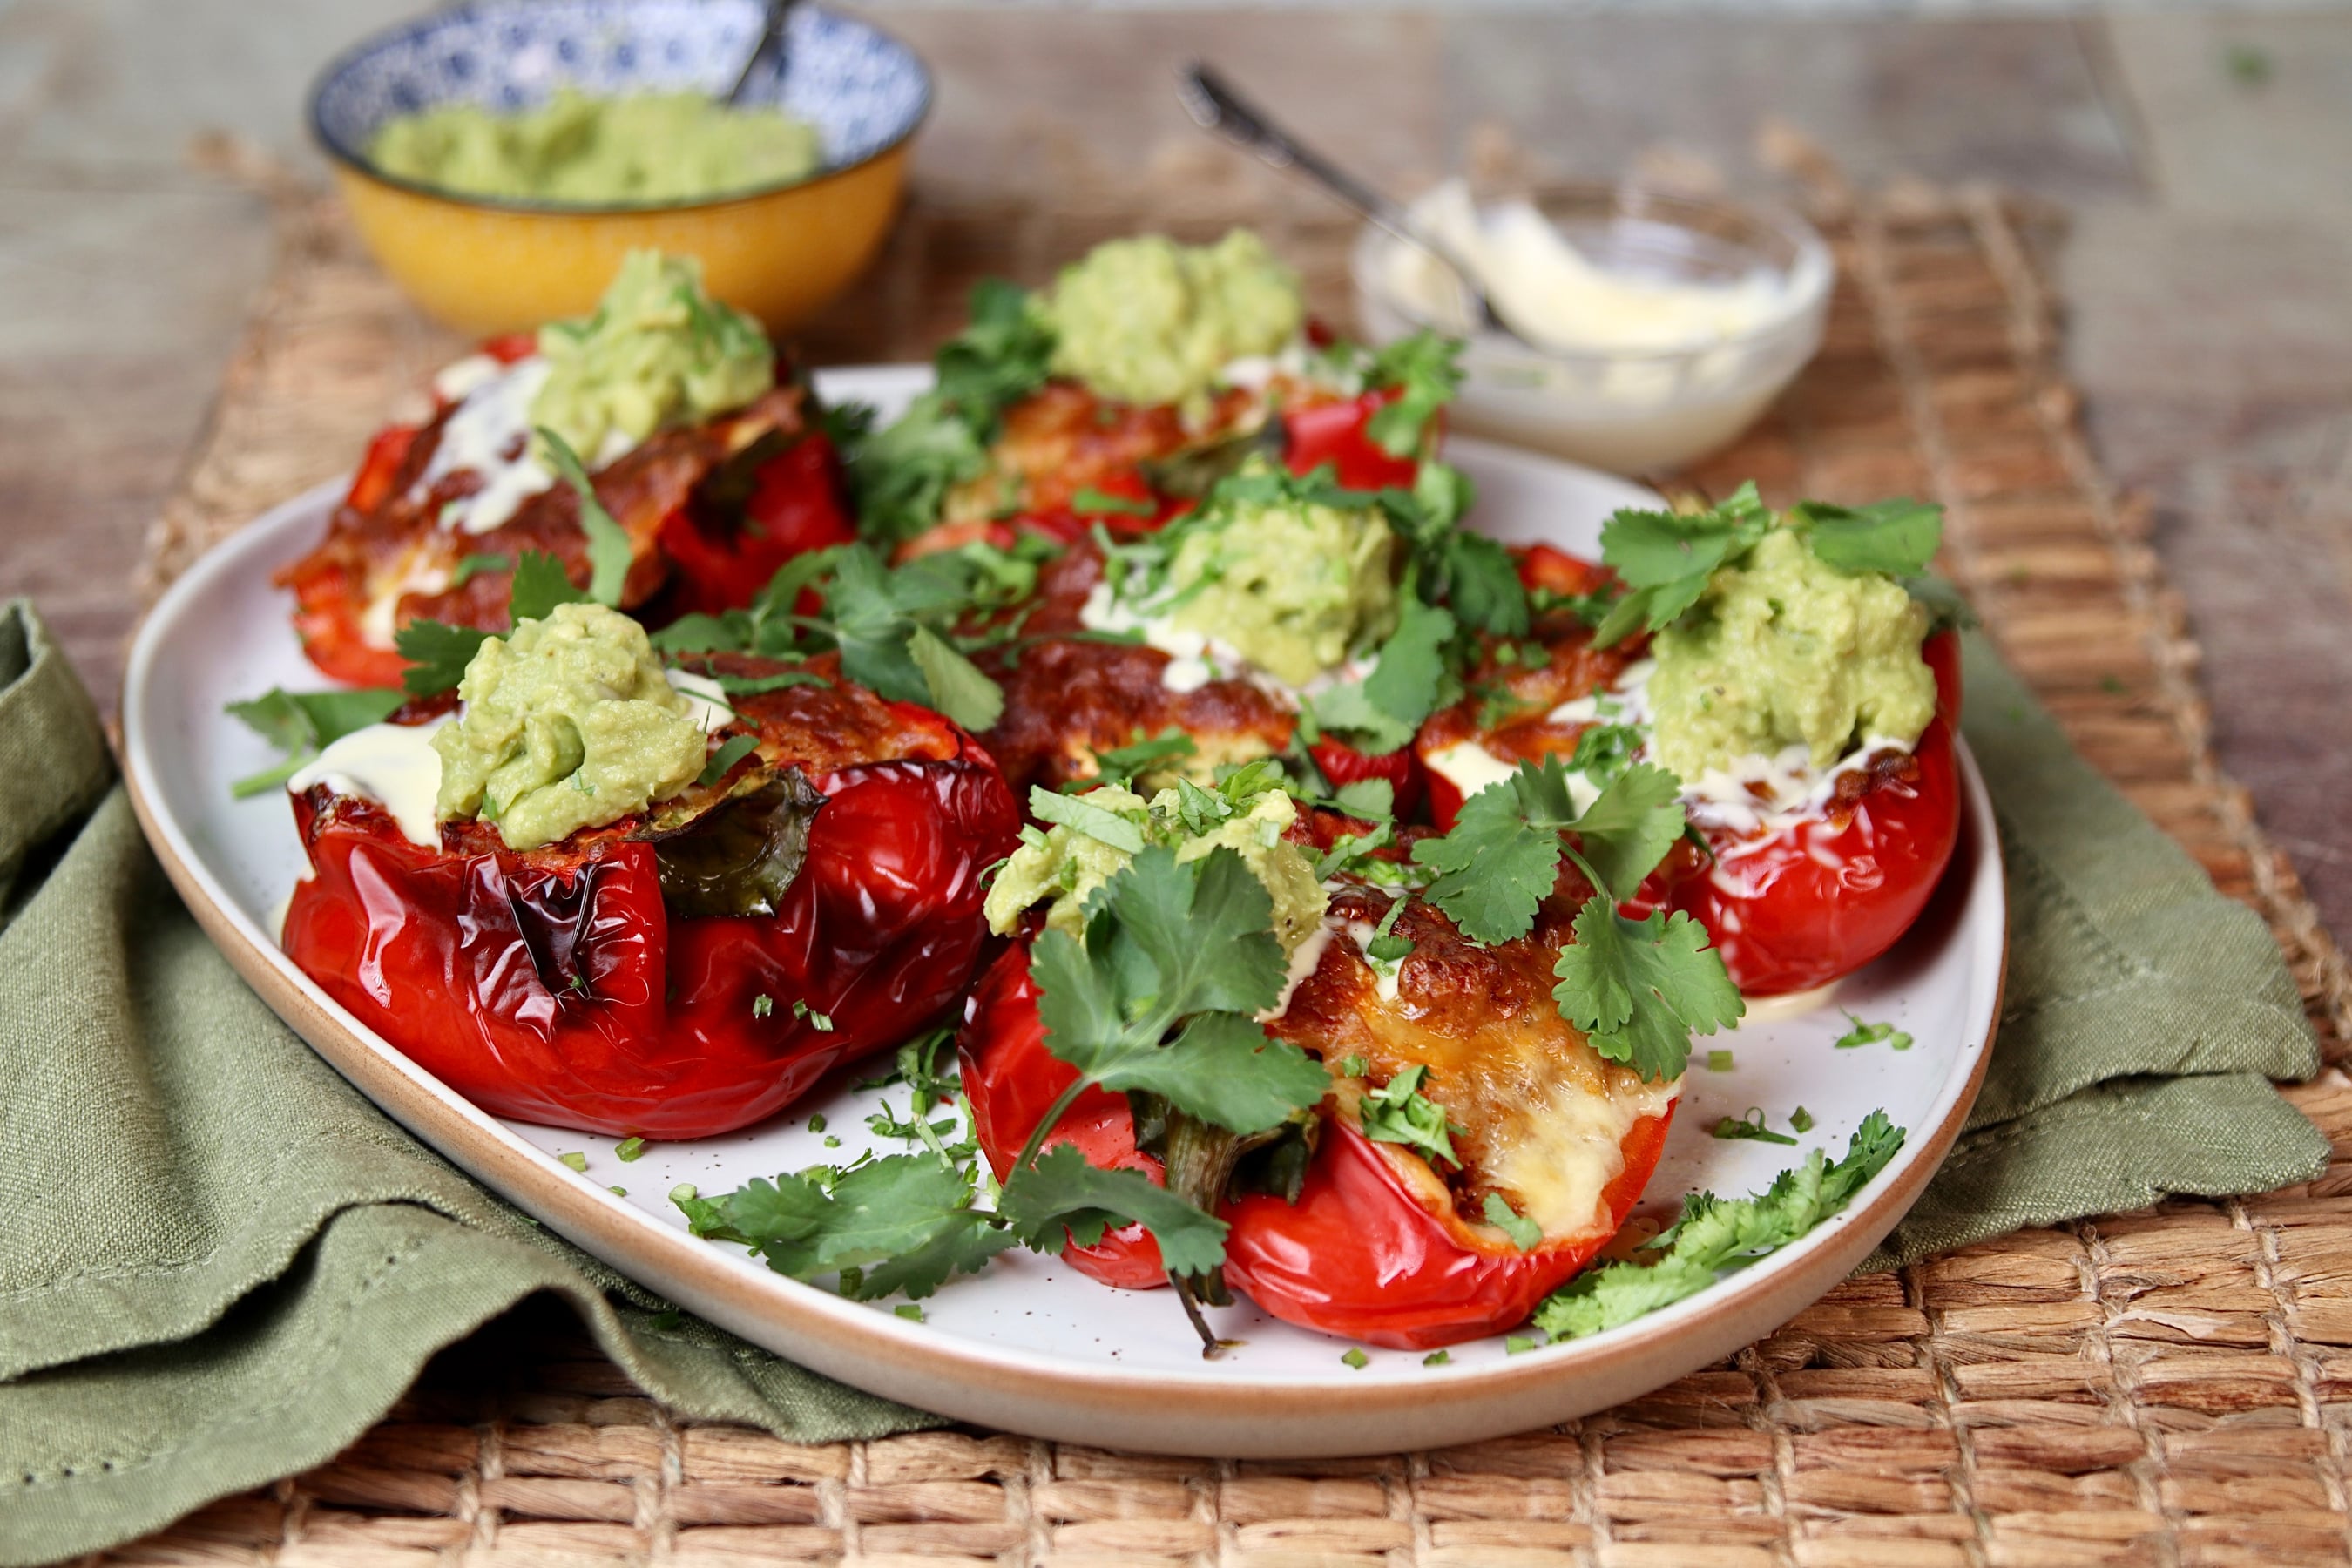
xmin=1352 ymin=180 xmax=1832 ymax=475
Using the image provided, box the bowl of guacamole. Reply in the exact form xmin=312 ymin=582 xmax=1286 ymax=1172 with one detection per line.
xmin=308 ymin=0 xmax=931 ymax=333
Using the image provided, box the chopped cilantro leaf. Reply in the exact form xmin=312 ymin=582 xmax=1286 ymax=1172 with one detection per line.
xmin=1357 ymin=1064 xmax=1460 ymax=1167
xmin=1483 ymin=1193 xmax=1542 ymax=1252
xmin=1029 ymin=784 xmax=1146 ymax=853
xmin=509 ymin=549 xmax=589 ymax=622
xmin=1790 ymin=1106 xmax=1815 ymax=1134
xmin=1552 ymin=902 xmax=1742 ymax=1083
xmin=1504 ymin=1335 xmax=1540 ymax=1355
xmin=451 ymin=551 xmax=510 ymax=588
xmin=1711 ymin=1108 xmax=1798 ymax=1145
xmin=225 ymin=686 xmax=404 ymax=797
xmin=1082 ymin=727 xmax=1197 ymax=790
xmin=1071 ymin=485 xmax=1157 ymax=517
xmin=1362 ymin=330 xmax=1464 ymax=456
xmin=537 ymin=427 xmax=632 ymax=607
xmin=895 ymin=1302 xmax=925 ymax=1322
xmin=1794 ymin=497 xmax=1944 ymax=578
xmin=753 ymin=994 xmax=774 ymax=1018
xmin=698 ymin=733 xmax=760 ymax=787
xmin=1835 ymin=1012 xmax=1914 ymax=1051
xmin=905 ymin=623 xmax=1004 ymax=730
xmin=1341 ymin=1346 xmax=1370 ymax=1369
xmin=1535 ymin=1113 xmax=1906 ymax=1340
xmin=394 ymin=618 xmax=492 ymax=698
xmin=1423 ymin=1349 xmax=1450 ymax=1368
xmin=998 ymin=1143 xmax=1230 ymax=1276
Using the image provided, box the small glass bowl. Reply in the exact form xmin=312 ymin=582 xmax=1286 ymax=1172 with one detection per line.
xmin=1350 ymin=184 xmax=1832 ymax=476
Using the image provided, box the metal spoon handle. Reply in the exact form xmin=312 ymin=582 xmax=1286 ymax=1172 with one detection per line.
xmin=726 ymin=0 xmax=801 ymax=106
xmin=1177 ymin=61 xmax=1503 ymax=334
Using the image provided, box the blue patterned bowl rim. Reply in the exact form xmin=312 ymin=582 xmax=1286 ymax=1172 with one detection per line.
xmin=308 ymin=0 xmax=931 ymax=215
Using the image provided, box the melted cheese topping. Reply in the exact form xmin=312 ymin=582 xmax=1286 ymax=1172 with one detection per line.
xmin=287 ymin=720 xmax=447 ymax=846
xmin=1483 ymin=1066 xmax=1679 ymax=1240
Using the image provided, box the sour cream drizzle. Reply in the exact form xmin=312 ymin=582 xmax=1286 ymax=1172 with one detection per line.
xmin=287 ymin=720 xmax=447 ymax=847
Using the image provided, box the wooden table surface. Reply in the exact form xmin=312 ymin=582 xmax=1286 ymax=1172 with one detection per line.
xmin=3 ymin=3 xmax=2349 ymax=939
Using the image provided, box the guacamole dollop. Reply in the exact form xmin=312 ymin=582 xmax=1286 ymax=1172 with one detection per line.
xmin=1159 ymin=476 xmax=1399 ymax=690
xmin=368 ymin=88 xmax=822 ymax=207
xmin=531 ymin=250 xmax=775 ymax=464
xmin=983 ymin=783 xmax=1327 ymax=954
xmin=433 ymin=602 xmax=709 ymax=851
xmin=1037 ymin=231 xmax=1303 ymax=407
xmin=1647 ymin=526 xmax=1936 ymax=779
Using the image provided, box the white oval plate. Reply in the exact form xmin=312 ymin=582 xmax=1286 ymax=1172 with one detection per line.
xmin=123 ymin=366 xmax=2001 ymax=1458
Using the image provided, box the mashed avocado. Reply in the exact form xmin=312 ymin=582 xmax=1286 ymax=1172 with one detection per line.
xmin=1647 ymin=526 xmax=1936 ymax=778
xmin=368 ymin=88 xmax=822 ymax=207
xmin=433 ymin=602 xmax=709 ymax=851
xmin=983 ymin=783 xmax=1327 ymax=954
xmin=1161 ymin=475 xmax=1399 ymax=689
xmin=1036 ymin=231 xmax=1303 ymax=408
xmin=531 ymin=250 xmax=775 ymax=465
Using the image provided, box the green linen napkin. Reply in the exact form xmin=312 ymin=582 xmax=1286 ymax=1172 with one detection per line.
xmin=0 ymin=605 xmax=935 ymax=1568
xmin=0 ymin=601 xmax=2328 ymax=1565
xmin=1862 ymin=634 xmax=2328 ymax=1267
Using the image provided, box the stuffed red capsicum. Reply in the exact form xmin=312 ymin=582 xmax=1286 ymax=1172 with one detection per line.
xmin=1416 ymin=497 xmax=1964 ymax=997
xmin=279 ymin=252 xmax=854 ymax=689
xmin=280 ymin=611 xmax=1020 ymax=1138
xmin=956 ymin=782 xmax=1680 ymax=1349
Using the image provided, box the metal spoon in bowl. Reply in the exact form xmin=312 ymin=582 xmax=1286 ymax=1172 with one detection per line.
xmin=1176 ymin=61 xmax=1526 ymax=346
xmin=725 ymin=0 xmax=803 ymax=106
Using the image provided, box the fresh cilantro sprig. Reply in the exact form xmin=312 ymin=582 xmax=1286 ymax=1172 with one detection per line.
xmin=395 ymin=547 xmax=599 ymax=697
xmin=846 ymin=279 xmax=1055 ymax=544
xmin=1362 ymin=330 xmax=1465 ymax=456
xmin=537 ymin=426 xmax=635 ymax=606
xmin=1594 ymin=483 xmax=1949 ymax=647
xmin=1411 ymin=757 xmax=1741 ymax=1082
xmin=1532 ymin=1113 xmax=1905 ymax=1340
xmin=676 ymin=1155 xmax=1014 ymax=1303
xmin=1076 ymin=727 xmax=1199 ymax=791
xmin=225 ymin=687 xmax=405 ymax=797
xmin=1356 ymin=1064 xmax=1461 ymax=1167
xmin=649 ymin=542 xmax=1009 ymax=731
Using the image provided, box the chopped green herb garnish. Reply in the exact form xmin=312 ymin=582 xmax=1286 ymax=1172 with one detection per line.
xmin=1790 ymin=1106 xmax=1815 ymax=1134
xmin=807 ymin=1113 xmax=827 ymax=1135
xmin=1071 ymin=485 xmax=1157 ymax=517
xmin=1341 ymin=1347 xmax=1370 ymax=1369
xmin=1504 ymin=1335 xmax=1540 ymax=1355
xmin=224 ymin=686 xmax=406 ymax=798
xmin=753 ymin=994 xmax=774 ymax=1018
xmin=557 ymin=1151 xmax=589 ymax=1173
xmin=1712 ymin=1108 xmax=1799 ymax=1146
xmin=615 ymin=1137 xmax=646 ymax=1162
xmin=1706 ymin=1049 xmax=1734 ymax=1073
xmin=698 ymin=733 xmax=760 ymax=787
xmin=895 ymin=1303 xmax=926 ymax=1322
xmin=1483 ymin=1193 xmax=1542 ymax=1252
xmin=1536 ymin=1113 xmax=1906 ymax=1340
xmin=1358 ymin=1064 xmax=1461 ymax=1168
xmin=1422 ymin=1349 xmax=1450 ymax=1368
xmin=1834 ymin=1012 xmax=1913 ymax=1051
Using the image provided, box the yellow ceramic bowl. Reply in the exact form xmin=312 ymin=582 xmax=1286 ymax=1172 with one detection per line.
xmin=308 ymin=0 xmax=930 ymax=336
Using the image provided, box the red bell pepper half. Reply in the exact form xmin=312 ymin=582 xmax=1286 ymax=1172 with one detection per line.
xmin=282 ymin=662 xmax=1023 ymax=1138
xmin=955 ymin=856 xmax=1680 ymax=1348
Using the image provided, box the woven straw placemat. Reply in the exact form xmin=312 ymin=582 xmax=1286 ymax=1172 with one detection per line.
xmin=118 ymin=154 xmax=2352 ymax=1566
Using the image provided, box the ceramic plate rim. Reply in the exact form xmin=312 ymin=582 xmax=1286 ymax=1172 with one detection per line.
xmin=119 ymin=370 xmax=2003 ymax=1455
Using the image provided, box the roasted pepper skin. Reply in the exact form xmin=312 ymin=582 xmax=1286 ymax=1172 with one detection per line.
xmin=1281 ymin=384 xmax=1426 ymax=493
xmin=283 ymin=733 xmax=1021 ymax=1139
xmin=957 ymin=944 xmax=1169 ymax=1289
xmin=1220 ymin=1107 xmax=1675 ymax=1350
xmin=954 ymin=936 xmax=1678 ymax=1344
xmin=1626 ymin=627 xmax=1964 ymax=997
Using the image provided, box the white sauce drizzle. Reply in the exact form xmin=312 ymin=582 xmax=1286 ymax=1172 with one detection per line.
xmin=287 ymin=720 xmax=448 ymax=847
xmin=1258 ymin=917 xmax=1336 ymax=1022
xmin=1342 ymin=916 xmax=1404 ymax=1003
xmin=1422 ymin=740 xmax=1519 ymax=801
xmin=356 ymin=551 xmax=455 ymax=650
xmin=416 ymin=357 xmax=555 ymax=537
xmin=665 ymin=669 xmax=733 ymax=733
